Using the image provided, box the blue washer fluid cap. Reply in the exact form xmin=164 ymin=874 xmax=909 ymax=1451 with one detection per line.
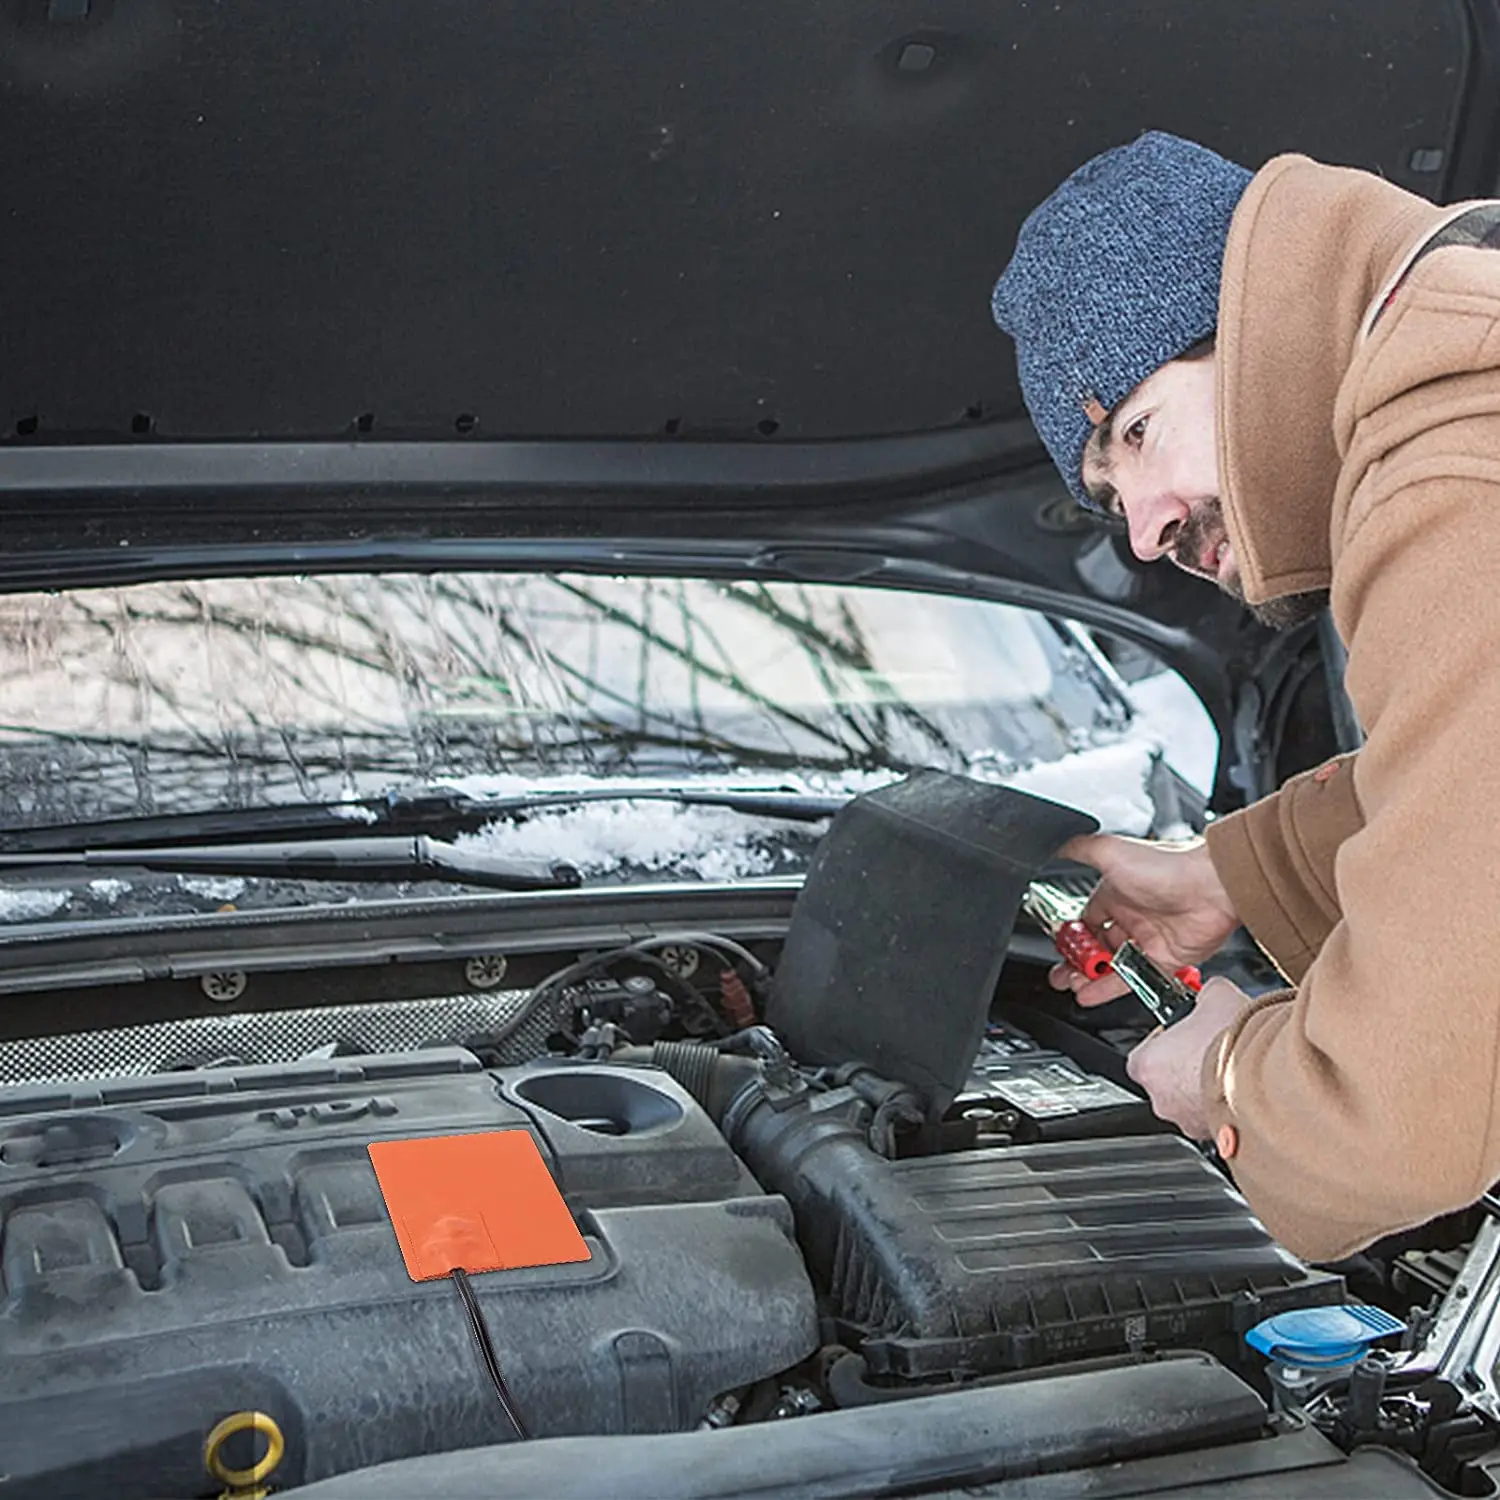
xmin=1246 ymin=1304 xmax=1406 ymax=1368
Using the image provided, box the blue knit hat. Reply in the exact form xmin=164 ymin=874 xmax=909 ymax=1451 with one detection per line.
xmin=990 ymin=132 xmax=1253 ymax=508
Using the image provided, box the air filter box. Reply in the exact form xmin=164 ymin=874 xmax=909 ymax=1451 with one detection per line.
xmin=727 ymin=1087 xmax=1345 ymax=1381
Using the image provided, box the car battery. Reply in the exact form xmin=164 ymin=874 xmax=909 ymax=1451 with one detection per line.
xmin=948 ymin=1019 xmax=1155 ymax=1142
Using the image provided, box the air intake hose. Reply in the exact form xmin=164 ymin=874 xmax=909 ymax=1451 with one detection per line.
xmin=614 ymin=1041 xmax=761 ymax=1124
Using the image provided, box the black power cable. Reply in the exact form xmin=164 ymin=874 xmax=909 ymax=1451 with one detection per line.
xmin=450 ymin=1267 xmax=529 ymax=1440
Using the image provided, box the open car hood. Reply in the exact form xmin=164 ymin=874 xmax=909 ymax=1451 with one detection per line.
xmin=3 ymin=0 xmax=1499 ymax=806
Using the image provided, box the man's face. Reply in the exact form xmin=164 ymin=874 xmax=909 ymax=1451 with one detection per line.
xmin=1079 ymin=353 xmax=1326 ymax=629
xmin=1079 ymin=354 xmax=1236 ymax=589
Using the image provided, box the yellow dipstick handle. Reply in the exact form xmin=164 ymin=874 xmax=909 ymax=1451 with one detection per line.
xmin=204 ymin=1410 xmax=286 ymax=1497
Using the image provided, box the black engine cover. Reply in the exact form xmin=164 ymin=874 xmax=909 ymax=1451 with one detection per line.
xmin=0 ymin=1049 xmax=817 ymax=1498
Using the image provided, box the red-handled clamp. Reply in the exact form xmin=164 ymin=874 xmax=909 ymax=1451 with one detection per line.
xmin=1024 ymin=881 xmax=1200 ymax=1028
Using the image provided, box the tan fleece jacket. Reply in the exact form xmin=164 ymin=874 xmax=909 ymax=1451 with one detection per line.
xmin=1198 ymin=156 xmax=1500 ymax=1262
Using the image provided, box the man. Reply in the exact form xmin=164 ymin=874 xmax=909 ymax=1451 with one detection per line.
xmin=990 ymin=132 xmax=1500 ymax=1263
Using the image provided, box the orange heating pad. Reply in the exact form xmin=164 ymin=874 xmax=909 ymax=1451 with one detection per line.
xmin=367 ymin=1130 xmax=591 ymax=1282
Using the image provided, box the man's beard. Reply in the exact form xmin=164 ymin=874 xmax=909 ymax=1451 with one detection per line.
xmin=1247 ymin=588 xmax=1330 ymax=630
xmin=1173 ymin=497 xmax=1329 ymax=631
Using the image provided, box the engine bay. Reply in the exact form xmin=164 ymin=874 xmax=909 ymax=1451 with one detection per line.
xmin=0 ymin=773 xmax=1493 ymax=1498
xmin=4 ymin=1048 xmax=818 ymax=1490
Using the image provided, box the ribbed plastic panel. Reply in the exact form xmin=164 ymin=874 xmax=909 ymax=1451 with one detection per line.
xmin=0 ymin=989 xmax=567 ymax=1087
xmin=833 ymin=1134 xmax=1344 ymax=1377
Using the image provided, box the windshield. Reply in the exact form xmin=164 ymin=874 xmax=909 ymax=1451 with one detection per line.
xmin=0 ymin=572 xmax=1213 ymax=912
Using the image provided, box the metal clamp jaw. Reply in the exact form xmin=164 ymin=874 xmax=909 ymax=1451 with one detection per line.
xmin=1106 ymin=941 xmax=1198 ymax=1029
xmin=1024 ymin=881 xmax=1198 ymax=1029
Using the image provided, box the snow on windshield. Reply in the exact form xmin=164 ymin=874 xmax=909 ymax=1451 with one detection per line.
xmin=457 ymin=799 xmax=795 ymax=882
xmin=1128 ymin=669 xmax=1217 ymax=796
xmin=0 ymin=888 xmax=71 ymax=922
xmin=453 ymin=724 xmax=1175 ymax=882
xmin=0 ymin=573 xmax=1217 ymax=869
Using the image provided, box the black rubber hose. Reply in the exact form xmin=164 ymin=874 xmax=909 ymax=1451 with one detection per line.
xmin=644 ymin=1040 xmax=717 ymax=1107
xmin=615 ymin=1042 xmax=760 ymax=1123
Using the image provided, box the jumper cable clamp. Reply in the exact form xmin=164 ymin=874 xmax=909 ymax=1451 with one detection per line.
xmin=1023 ymin=880 xmax=1202 ymax=1029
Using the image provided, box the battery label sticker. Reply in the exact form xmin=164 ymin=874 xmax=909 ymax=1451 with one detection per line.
xmin=989 ymin=1062 xmax=1138 ymax=1119
xmin=989 ymin=1074 xmax=1079 ymax=1118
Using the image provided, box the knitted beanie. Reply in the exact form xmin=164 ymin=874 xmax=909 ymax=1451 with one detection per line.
xmin=990 ymin=132 xmax=1253 ymax=508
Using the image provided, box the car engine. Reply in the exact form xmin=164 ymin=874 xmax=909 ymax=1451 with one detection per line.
xmin=3 ymin=1049 xmax=818 ymax=1492
xmin=0 ymin=774 xmax=1484 ymax=1498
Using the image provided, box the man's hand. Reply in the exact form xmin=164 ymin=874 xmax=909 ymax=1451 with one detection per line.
xmin=1126 ymin=977 xmax=1256 ymax=1139
xmin=1048 ymin=833 xmax=1240 ymax=1006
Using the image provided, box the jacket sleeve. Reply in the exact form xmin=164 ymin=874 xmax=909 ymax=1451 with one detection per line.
xmin=1203 ymin=288 xmax=1500 ymax=1261
xmin=1205 ymin=753 xmax=1364 ymax=984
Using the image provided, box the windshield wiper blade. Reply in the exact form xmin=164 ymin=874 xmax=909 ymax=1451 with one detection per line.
xmin=0 ymin=801 xmax=392 ymax=854
xmin=0 ymin=785 xmax=852 ymax=855
xmin=0 ymin=836 xmax=581 ymax=892
xmin=438 ymin=787 xmax=851 ymax=823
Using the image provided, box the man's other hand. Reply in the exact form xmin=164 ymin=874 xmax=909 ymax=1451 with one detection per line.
xmin=1047 ymin=833 xmax=1240 ymax=1006
xmin=1126 ymin=977 xmax=1256 ymax=1140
